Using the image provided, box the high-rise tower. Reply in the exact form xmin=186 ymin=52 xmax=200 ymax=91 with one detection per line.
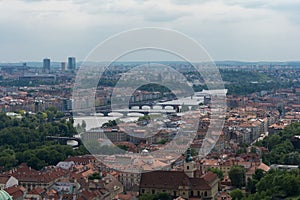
xmin=67 ymin=57 xmax=76 ymax=72
xmin=61 ymin=62 xmax=66 ymax=71
xmin=43 ymin=58 xmax=50 ymax=73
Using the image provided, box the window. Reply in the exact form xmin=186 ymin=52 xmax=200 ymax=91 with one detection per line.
xmin=141 ymin=189 xmax=145 ymax=193
xmin=205 ymin=191 xmax=207 ymax=196
xmin=197 ymin=191 xmax=200 ymax=197
xmin=152 ymin=190 xmax=155 ymax=194
xmin=173 ymin=191 xmax=177 ymax=196
xmin=187 ymin=166 xmax=190 ymax=170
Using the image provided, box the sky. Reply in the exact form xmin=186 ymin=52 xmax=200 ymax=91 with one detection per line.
xmin=0 ymin=0 xmax=300 ymax=62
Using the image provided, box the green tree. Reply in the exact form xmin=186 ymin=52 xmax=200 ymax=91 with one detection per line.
xmin=246 ymin=177 xmax=256 ymax=194
xmin=0 ymin=149 xmax=17 ymax=171
xmin=281 ymin=174 xmax=300 ymax=196
xmin=257 ymin=121 xmax=300 ymax=165
xmin=88 ymin=172 xmax=102 ymax=180
xmin=138 ymin=115 xmax=151 ymax=122
xmin=229 ymin=165 xmax=245 ymax=188
xmin=252 ymin=169 xmax=264 ymax=181
xmin=208 ymin=168 xmax=224 ymax=180
xmin=154 ymin=193 xmax=172 ymax=200
xmin=0 ymin=107 xmax=86 ymax=171
xmin=255 ymin=169 xmax=300 ymax=198
xmin=27 ymin=156 xmax=47 ymax=170
xmin=117 ymin=145 xmax=128 ymax=151
xmin=81 ymin=120 xmax=87 ymax=129
xmin=102 ymin=120 xmax=117 ymax=128
xmin=283 ymin=152 xmax=300 ymax=165
xmin=250 ymin=147 xmax=257 ymax=154
xmin=139 ymin=193 xmax=155 ymax=200
xmin=236 ymin=146 xmax=247 ymax=155
xmin=230 ymin=189 xmax=243 ymax=200
xmin=191 ymin=148 xmax=198 ymax=157
xmin=158 ymin=139 xmax=167 ymax=145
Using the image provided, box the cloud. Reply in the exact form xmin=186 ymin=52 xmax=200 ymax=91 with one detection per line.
xmin=143 ymin=12 xmax=184 ymax=22
xmin=0 ymin=0 xmax=299 ymax=62
xmin=222 ymin=0 xmax=300 ymax=23
xmin=70 ymin=0 xmax=189 ymax=22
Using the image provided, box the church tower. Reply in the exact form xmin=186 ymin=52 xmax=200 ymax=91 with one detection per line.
xmin=184 ymin=148 xmax=196 ymax=178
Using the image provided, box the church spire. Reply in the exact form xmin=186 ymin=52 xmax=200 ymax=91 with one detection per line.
xmin=186 ymin=147 xmax=193 ymax=162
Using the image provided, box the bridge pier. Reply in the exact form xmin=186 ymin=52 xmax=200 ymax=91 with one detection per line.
xmin=102 ymin=112 xmax=109 ymax=117
xmin=175 ymin=105 xmax=180 ymax=112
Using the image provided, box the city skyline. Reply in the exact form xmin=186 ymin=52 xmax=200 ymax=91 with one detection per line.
xmin=0 ymin=0 xmax=299 ymax=62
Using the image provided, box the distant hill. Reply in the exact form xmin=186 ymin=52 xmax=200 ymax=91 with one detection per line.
xmin=215 ymin=61 xmax=300 ymax=66
xmin=1 ymin=60 xmax=300 ymax=68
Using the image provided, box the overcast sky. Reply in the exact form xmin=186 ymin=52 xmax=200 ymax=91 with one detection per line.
xmin=0 ymin=0 xmax=300 ymax=62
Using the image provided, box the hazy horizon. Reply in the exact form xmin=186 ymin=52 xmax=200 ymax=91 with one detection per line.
xmin=1 ymin=60 xmax=300 ymax=66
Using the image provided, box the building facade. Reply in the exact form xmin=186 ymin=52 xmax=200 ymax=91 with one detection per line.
xmin=43 ymin=58 xmax=50 ymax=73
xmin=67 ymin=57 xmax=76 ymax=72
xmin=139 ymin=148 xmax=219 ymax=199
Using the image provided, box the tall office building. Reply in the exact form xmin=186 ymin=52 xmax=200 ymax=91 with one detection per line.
xmin=61 ymin=62 xmax=66 ymax=71
xmin=67 ymin=57 xmax=76 ymax=71
xmin=43 ymin=58 xmax=50 ymax=73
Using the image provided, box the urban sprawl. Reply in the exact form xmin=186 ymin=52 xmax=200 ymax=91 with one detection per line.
xmin=0 ymin=59 xmax=300 ymax=199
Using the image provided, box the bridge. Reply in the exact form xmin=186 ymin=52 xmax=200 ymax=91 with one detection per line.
xmin=102 ymin=107 xmax=178 ymax=116
xmin=73 ymin=102 xmax=198 ymax=116
xmin=93 ymin=103 xmax=181 ymax=116
xmin=46 ymin=136 xmax=82 ymax=147
xmin=72 ymin=94 xmax=206 ymax=116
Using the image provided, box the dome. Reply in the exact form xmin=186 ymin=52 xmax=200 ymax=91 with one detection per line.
xmin=185 ymin=147 xmax=193 ymax=163
xmin=0 ymin=190 xmax=12 ymax=200
xmin=141 ymin=149 xmax=150 ymax=156
xmin=142 ymin=149 xmax=149 ymax=153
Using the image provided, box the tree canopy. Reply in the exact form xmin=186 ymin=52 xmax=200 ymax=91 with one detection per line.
xmin=255 ymin=121 xmax=300 ymax=165
xmin=229 ymin=165 xmax=246 ymax=188
xmin=244 ymin=169 xmax=300 ymax=199
xmin=0 ymin=108 xmax=87 ymax=171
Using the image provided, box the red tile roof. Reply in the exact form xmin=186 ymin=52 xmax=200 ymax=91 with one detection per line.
xmin=27 ymin=187 xmax=45 ymax=195
xmin=4 ymin=186 xmax=24 ymax=199
xmin=0 ymin=175 xmax=10 ymax=184
xmin=201 ymin=171 xmax=218 ymax=183
xmin=140 ymin=170 xmax=216 ymax=191
xmin=5 ymin=163 xmax=68 ymax=184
